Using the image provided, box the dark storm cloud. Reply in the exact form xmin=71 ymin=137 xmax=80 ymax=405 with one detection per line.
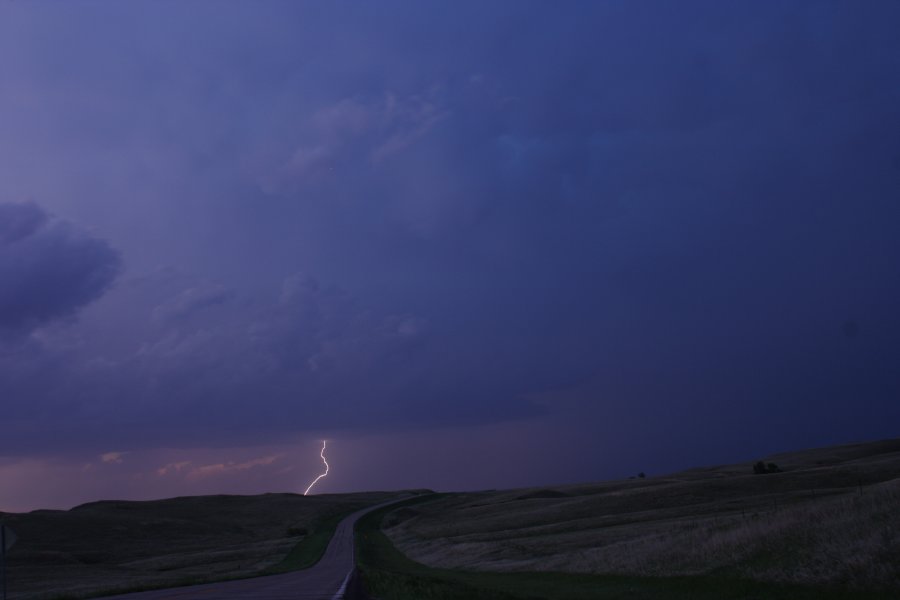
xmin=0 ymin=201 xmax=47 ymax=244
xmin=0 ymin=270 xmax=439 ymax=455
xmin=0 ymin=0 xmax=899 ymax=482
xmin=0 ymin=202 xmax=120 ymax=337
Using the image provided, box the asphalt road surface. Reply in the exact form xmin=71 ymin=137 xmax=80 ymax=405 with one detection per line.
xmin=96 ymin=497 xmax=407 ymax=600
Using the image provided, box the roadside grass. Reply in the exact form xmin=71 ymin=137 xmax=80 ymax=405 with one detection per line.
xmin=47 ymin=573 xmax=244 ymax=600
xmin=356 ymin=499 xmax=896 ymax=600
xmin=263 ymin=511 xmax=348 ymax=573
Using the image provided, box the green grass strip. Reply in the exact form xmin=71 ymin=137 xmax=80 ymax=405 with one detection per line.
xmin=355 ymin=495 xmax=895 ymax=600
xmin=265 ymin=510 xmax=350 ymax=573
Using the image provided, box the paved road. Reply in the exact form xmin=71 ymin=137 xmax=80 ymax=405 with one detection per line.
xmin=97 ymin=498 xmax=405 ymax=600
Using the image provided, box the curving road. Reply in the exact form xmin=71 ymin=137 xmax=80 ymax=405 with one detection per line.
xmin=96 ymin=498 xmax=405 ymax=600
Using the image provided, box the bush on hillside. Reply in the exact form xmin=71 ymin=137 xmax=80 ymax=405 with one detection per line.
xmin=752 ymin=461 xmax=782 ymax=474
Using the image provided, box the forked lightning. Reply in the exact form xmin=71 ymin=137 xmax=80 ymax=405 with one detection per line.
xmin=304 ymin=440 xmax=329 ymax=495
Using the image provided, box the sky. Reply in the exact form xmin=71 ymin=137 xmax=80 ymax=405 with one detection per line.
xmin=1 ymin=1 xmax=899 ymax=511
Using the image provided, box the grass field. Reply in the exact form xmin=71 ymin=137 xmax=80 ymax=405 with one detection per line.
xmin=356 ymin=497 xmax=895 ymax=600
xmin=0 ymin=491 xmax=399 ymax=600
xmin=368 ymin=439 xmax=900 ymax=598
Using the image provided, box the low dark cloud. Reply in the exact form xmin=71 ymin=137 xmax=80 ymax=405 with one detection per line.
xmin=0 ymin=270 xmax=442 ymax=455
xmin=0 ymin=202 xmax=120 ymax=337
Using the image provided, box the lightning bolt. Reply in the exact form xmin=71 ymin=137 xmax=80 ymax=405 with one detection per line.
xmin=303 ymin=440 xmax=329 ymax=496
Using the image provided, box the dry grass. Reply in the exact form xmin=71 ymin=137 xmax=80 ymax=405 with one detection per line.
xmin=386 ymin=439 xmax=900 ymax=592
xmin=1 ymin=491 xmax=399 ymax=600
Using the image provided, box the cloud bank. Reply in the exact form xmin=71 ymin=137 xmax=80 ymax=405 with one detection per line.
xmin=0 ymin=201 xmax=120 ymax=337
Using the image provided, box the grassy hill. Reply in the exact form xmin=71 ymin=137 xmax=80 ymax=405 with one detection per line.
xmin=378 ymin=439 xmax=900 ymax=596
xmin=0 ymin=491 xmax=399 ymax=600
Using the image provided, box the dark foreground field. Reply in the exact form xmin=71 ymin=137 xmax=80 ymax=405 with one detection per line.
xmin=361 ymin=439 xmax=900 ymax=599
xmin=0 ymin=491 xmax=401 ymax=600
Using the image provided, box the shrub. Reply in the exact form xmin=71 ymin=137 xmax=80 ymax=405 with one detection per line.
xmin=752 ymin=461 xmax=782 ymax=474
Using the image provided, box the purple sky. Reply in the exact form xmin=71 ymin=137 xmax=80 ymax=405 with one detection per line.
xmin=2 ymin=1 xmax=899 ymax=511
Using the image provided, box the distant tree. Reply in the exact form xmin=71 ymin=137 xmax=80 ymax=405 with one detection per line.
xmin=638 ymin=472 xmax=646 ymax=478
xmin=753 ymin=461 xmax=782 ymax=474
